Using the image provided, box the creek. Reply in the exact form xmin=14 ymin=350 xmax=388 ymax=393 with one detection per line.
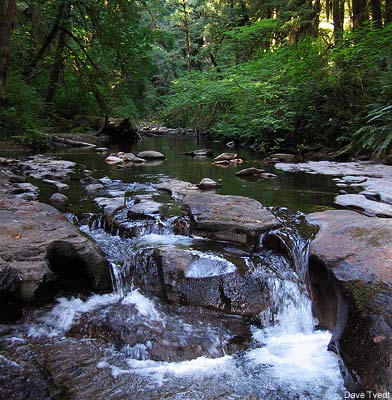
xmin=0 ymin=135 xmax=348 ymax=399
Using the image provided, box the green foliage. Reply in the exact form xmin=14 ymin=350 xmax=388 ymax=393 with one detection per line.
xmin=0 ymin=73 xmax=45 ymax=133
xmin=353 ymin=105 xmax=392 ymax=155
xmin=163 ymin=22 xmax=392 ymax=151
xmin=15 ymin=129 xmax=49 ymax=150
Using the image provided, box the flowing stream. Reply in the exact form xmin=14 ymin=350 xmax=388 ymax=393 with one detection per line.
xmin=0 ymin=135 xmax=347 ymax=399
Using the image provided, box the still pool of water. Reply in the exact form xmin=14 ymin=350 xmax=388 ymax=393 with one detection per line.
xmin=32 ymin=135 xmax=342 ymax=215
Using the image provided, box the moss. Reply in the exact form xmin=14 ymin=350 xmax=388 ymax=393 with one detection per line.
xmin=344 ymin=280 xmax=383 ymax=318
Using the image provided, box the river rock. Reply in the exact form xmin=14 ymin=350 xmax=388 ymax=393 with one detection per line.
xmin=85 ymin=183 xmax=104 ymax=193
xmin=105 ymin=155 xmax=123 ymax=164
xmin=49 ymin=192 xmax=68 ymax=206
xmin=306 ymin=210 xmax=392 ymax=392
xmin=181 ymin=148 xmax=213 ymax=157
xmin=197 ymin=178 xmax=221 ymax=190
xmin=341 ymin=175 xmax=368 ymax=184
xmin=0 ymin=199 xmax=111 ymax=308
xmin=183 ymin=192 xmax=281 ymax=246
xmin=42 ymin=179 xmax=69 ymax=191
xmin=68 ymin=298 xmax=251 ymax=361
xmin=260 ymin=172 xmax=278 ymax=179
xmin=157 ymin=178 xmax=199 ymax=200
xmin=127 ymin=200 xmax=161 ymax=220
xmin=19 ymin=156 xmax=76 ymax=181
xmin=129 ymin=246 xmax=277 ymax=317
xmin=235 ymin=167 xmax=265 ymax=176
xmin=137 ymin=150 xmax=165 ymax=160
xmin=0 ymin=335 xmax=133 ymax=400
xmin=276 ymin=161 xmax=392 ymax=205
xmin=226 ymin=141 xmax=235 ymax=148
xmin=214 ymin=153 xmax=238 ymax=162
xmin=94 ymin=196 xmax=125 ymax=224
xmin=120 ymin=152 xmax=146 ymax=163
xmin=335 ymin=194 xmax=392 ymax=217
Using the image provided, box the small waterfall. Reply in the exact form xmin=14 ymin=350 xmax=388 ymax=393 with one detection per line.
xmin=270 ymin=227 xmax=311 ymax=283
xmin=109 ymin=262 xmax=128 ymax=298
xmin=261 ymin=228 xmax=314 ymax=334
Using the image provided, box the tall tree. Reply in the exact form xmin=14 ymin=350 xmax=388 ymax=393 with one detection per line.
xmin=386 ymin=0 xmax=392 ymax=23
xmin=352 ymin=0 xmax=367 ymax=28
xmin=0 ymin=0 xmax=17 ymax=104
xmin=333 ymin=0 xmax=344 ymax=43
xmin=45 ymin=1 xmax=70 ymax=104
xmin=370 ymin=0 xmax=382 ymax=27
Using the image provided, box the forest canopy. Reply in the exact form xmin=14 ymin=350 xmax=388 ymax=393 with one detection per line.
xmin=0 ymin=0 xmax=391 ymax=154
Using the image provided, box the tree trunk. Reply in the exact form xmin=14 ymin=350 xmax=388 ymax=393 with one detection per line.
xmin=352 ymin=0 xmax=367 ymax=28
xmin=386 ymin=0 xmax=392 ymax=23
xmin=313 ymin=0 xmax=321 ymax=34
xmin=370 ymin=0 xmax=382 ymax=27
xmin=181 ymin=0 xmax=191 ymax=72
xmin=333 ymin=0 xmax=344 ymax=43
xmin=0 ymin=0 xmax=17 ymax=104
xmin=46 ymin=1 xmax=70 ymax=104
xmin=23 ymin=1 xmax=66 ymax=78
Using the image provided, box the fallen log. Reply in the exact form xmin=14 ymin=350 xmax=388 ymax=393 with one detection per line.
xmin=51 ymin=136 xmax=96 ymax=148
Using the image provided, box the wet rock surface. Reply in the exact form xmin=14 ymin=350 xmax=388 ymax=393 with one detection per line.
xmin=137 ymin=150 xmax=165 ymax=160
xmin=335 ymin=193 xmax=392 ymax=217
xmin=68 ymin=299 xmax=251 ymax=361
xmin=235 ymin=167 xmax=265 ymax=176
xmin=156 ymin=178 xmax=199 ymax=200
xmin=127 ymin=200 xmax=162 ymax=220
xmin=19 ymin=155 xmax=77 ymax=181
xmin=276 ymin=160 xmax=392 ymax=205
xmin=183 ymin=192 xmax=281 ymax=246
xmin=213 ymin=152 xmax=238 ymax=162
xmin=181 ymin=148 xmax=213 ymax=157
xmin=49 ymin=192 xmax=68 ymax=205
xmin=130 ymin=246 xmax=275 ymax=316
xmin=0 ymin=166 xmax=111 ymax=312
xmin=0 ymin=150 xmax=360 ymax=398
xmin=306 ymin=210 xmax=392 ymax=392
xmin=197 ymin=178 xmax=221 ymax=190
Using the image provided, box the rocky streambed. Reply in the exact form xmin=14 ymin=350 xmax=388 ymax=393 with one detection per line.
xmin=0 ymin=141 xmax=391 ymax=398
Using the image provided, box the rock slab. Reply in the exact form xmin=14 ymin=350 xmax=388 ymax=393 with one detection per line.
xmin=306 ymin=210 xmax=392 ymax=392
xmin=183 ymin=192 xmax=281 ymax=246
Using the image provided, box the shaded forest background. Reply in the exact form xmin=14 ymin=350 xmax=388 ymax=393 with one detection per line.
xmin=0 ymin=0 xmax=391 ymax=155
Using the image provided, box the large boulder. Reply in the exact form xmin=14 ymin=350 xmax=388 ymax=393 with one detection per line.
xmin=183 ymin=192 xmax=281 ymax=246
xmin=129 ymin=246 xmax=275 ymax=316
xmin=306 ymin=210 xmax=392 ymax=392
xmin=0 ymin=198 xmax=112 ymax=308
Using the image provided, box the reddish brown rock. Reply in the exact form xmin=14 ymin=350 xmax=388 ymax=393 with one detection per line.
xmin=306 ymin=210 xmax=392 ymax=392
xmin=183 ymin=192 xmax=281 ymax=246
